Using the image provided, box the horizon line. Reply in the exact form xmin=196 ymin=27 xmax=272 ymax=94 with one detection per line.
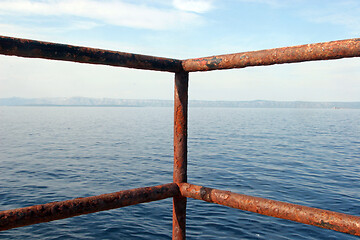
xmin=2 ymin=97 xmax=360 ymax=103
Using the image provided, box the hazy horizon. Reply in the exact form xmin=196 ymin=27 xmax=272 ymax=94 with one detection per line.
xmin=2 ymin=96 xmax=360 ymax=109
xmin=3 ymin=96 xmax=360 ymax=102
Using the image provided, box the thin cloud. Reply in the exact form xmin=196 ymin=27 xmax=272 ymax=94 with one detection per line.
xmin=301 ymin=1 xmax=360 ymax=35
xmin=0 ymin=20 xmax=100 ymax=41
xmin=173 ymin=0 xmax=214 ymax=13
xmin=0 ymin=23 xmax=40 ymax=39
xmin=234 ymin=0 xmax=288 ymax=8
xmin=0 ymin=0 xmax=203 ymax=30
xmin=304 ymin=12 xmax=360 ymax=35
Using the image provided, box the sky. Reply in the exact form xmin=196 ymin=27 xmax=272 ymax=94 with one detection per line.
xmin=0 ymin=0 xmax=359 ymax=101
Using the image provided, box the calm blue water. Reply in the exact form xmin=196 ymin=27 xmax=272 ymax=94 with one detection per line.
xmin=0 ymin=106 xmax=359 ymax=239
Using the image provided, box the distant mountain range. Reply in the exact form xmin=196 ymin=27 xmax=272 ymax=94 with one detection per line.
xmin=1 ymin=97 xmax=360 ymax=109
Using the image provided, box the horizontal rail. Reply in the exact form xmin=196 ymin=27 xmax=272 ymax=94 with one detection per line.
xmin=0 ymin=36 xmax=182 ymax=72
xmin=179 ymin=183 xmax=360 ymax=236
xmin=2 ymin=36 xmax=360 ymax=73
xmin=0 ymin=183 xmax=179 ymax=231
xmin=182 ymin=38 xmax=360 ymax=72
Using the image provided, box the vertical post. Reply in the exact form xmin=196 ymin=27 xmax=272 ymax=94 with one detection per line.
xmin=173 ymin=70 xmax=189 ymax=240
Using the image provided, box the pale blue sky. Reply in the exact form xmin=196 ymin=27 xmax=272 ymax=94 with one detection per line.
xmin=0 ymin=0 xmax=359 ymax=101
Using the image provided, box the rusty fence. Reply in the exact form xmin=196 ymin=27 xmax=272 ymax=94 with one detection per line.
xmin=0 ymin=36 xmax=360 ymax=239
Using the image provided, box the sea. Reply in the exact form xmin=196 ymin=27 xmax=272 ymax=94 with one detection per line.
xmin=0 ymin=106 xmax=359 ymax=239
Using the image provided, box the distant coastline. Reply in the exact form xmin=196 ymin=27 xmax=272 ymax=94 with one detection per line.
xmin=1 ymin=97 xmax=360 ymax=109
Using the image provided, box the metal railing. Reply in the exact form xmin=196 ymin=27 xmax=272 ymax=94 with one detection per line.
xmin=0 ymin=35 xmax=360 ymax=239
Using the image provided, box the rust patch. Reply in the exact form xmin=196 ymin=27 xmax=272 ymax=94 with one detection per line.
xmin=314 ymin=220 xmax=337 ymax=229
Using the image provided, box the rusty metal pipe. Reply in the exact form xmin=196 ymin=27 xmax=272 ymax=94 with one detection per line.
xmin=173 ymin=71 xmax=189 ymax=184
xmin=182 ymin=38 xmax=360 ymax=72
xmin=0 ymin=183 xmax=179 ymax=231
xmin=0 ymin=35 xmax=181 ymax=72
xmin=173 ymin=70 xmax=189 ymax=240
xmin=179 ymin=183 xmax=360 ymax=236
